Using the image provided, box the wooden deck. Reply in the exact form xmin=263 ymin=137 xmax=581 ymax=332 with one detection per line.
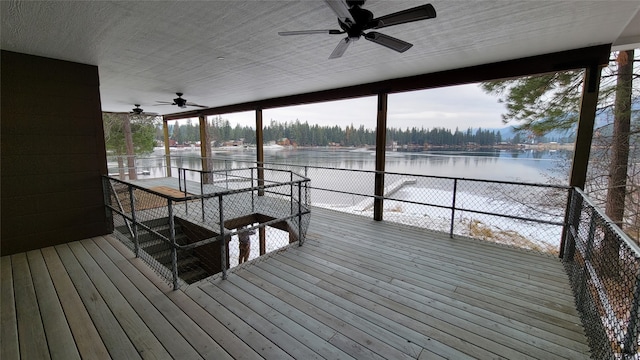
xmin=1 ymin=207 xmax=591 ymax=359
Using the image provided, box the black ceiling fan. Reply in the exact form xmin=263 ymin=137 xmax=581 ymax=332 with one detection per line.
xmin=156 ymin=92 xmax=207 ymax=109
xmin=278 ymin=0 xmax=436 ymax=59
xmin=130 ymin=104 xmax=158 ymax=116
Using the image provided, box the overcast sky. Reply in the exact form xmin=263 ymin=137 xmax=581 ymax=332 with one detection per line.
xmin=180 ymin=83 xmax=509 ymax=131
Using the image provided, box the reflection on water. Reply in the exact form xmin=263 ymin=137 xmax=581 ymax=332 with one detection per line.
xmin=120 ymin=147 xmax=570 ymax=185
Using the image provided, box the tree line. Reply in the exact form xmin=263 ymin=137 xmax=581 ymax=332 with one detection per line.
xmin=163 ymin=117 xmax=505 ymax=147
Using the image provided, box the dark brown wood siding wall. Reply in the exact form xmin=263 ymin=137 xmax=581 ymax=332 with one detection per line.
xmin=1 ymin=50 xmax=109 ymax=255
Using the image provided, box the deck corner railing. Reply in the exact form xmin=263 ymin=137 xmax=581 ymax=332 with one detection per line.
xmin=562 ymin=187 xmax=640 ymax=358
xmin=102 ymin=167 xmax=310 ymax=290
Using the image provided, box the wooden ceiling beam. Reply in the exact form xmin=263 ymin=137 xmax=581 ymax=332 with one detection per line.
xmin=164 ymin=44 xmax=611 ymax=121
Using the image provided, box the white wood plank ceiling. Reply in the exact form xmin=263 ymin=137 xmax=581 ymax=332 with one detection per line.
xmin=2 ymin=1 xmax=639 ymax=115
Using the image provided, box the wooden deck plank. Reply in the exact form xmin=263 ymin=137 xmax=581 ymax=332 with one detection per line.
xmin=271 ymin=246 xmax=540 ymax=360
xmin=304 ymin=230 xmax=572 ymax=302
xmin=318 ymin=220 xmax=575 ymax=296
xmin=309 ymin=208 xmax=570 ymax=283
xmin=308 ymin=250 xmax=587 ymax=359
xmin=216 ymin=276 xmax=355 ymax=360
xmin=1 ymin=256 xmax=19 ymax=360
xmin=185 ymin=285 xmax=296 ymax=360
xmin=77 ymin=239 xmax=205 ymax=359
xmin=26 ymin=250 xmax=81 ymax=360
xmin=55 ymin=243 xmax=142 ymax=359
xmin=2 ymin=203 xmax=591 ymax=360
xmin=40 ymin=247 xmax=111 ymax=359
xmin=103 ymin=236 xmax=262 ymax=360
xmin=304 ymin=233 xmax=581 ymax=321
xmin=67 ymin=241 xmax=172 ymax=359
xmin=93 ymin=236 xmax=235 ymax=360
xmin=242 ymin=262 xmax=434 ymax=360
xmin=304 ymin=228 xmax=582 ymax=324
xmin=11 ymin=252 xmax=50 ymax=359
xmin=253 ymin=257 xmax=476 ymax=359
xmin=199 ymin=280 xmax=324 ymax=360
xmin=287 ymin=242 xmax=590 ymax=356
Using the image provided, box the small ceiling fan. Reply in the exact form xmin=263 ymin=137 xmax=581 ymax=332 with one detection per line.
xmin=156 ymin=92 xmax=208 ymax=109
xmin=130 ymin=104 xmax=158 ymax=116
xmin=278 ymin=0 xmax=436 ymax=59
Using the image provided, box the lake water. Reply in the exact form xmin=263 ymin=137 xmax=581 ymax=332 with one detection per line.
xmin=136 ymin=147 xmax=571 ymax=185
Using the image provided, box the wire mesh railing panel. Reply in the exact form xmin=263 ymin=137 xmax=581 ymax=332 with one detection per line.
xmin=563 ymin=189 xmax=640 ymax=359
xmin=452 ymin=180 xmax=567 ymax=255
xmin=103 ymin=168 xmax=311 ymax=288
xmin=382 ymin=173 xmax=454 ymax=231
xmin=304 ymin=167 xmax=375 ymax=210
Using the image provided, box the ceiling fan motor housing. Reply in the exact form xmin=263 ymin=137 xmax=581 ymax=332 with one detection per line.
xmin=341 ymin=5 xmax=373 ymax=38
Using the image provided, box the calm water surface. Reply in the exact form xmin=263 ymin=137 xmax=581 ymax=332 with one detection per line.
xmin=120 ymin=147 xmax=571 ymax=186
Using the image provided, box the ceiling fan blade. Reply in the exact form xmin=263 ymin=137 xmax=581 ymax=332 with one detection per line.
xmin=368 ymin=4 xmax=436 ymax=29
xmin=364 ymin=32 xmax=412 ymax=53
xmin=278 ymin=30 xmax=343 ymax=36
xmin=329 ymin=37 xmax=352 ymax=59
xmin=186 ymin=103 xmax=208 ymax=108
xmin=155 ymin=101 xmax=175 ymax=105
xmin=324 ymin=0 xmax=355 ymax=24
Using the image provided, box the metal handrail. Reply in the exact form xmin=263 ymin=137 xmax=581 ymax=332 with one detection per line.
xmin=103 ymin=169 xmax=311 ymax=289
xmin=573 ymin=187 xmax=640 ymax=257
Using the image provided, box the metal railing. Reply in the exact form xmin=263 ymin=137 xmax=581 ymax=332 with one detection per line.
xmin=226 ymin=160 xmax=571 ymax=256
xmin=105 ymin=154 xmax=640 ymax=357
xmin=103 ymin=167 xmax=310 ymax=290
xmin=562 ymin=188 xmax=640 ymax=359
xmin=108 ymin=155 xmax=572 ymax=255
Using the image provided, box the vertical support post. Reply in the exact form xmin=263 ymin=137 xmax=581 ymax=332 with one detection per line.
xmin=168 ymin=200 xmax=178 ymax=290
xmin=450 ymin=179 xmax=458 ymax=238
xmin=199 ymin=114 xmax=212 ymax=183
xmin=374 ymin=92 xmax=388 ymax=221
xmin=290 ymin=171 xmax=294 ymax=215
xmin=256 ymin=109 xmax=265 ymax=196
xmin=218 ymin=196 xmax=228 ymax=280
xmin=129 ymin=186 xmax=139 ymax=257
xmin=163 ymin=118 xmax=172 ymax=177
xmin=569 ymin=65 xmax=602 ymax=190
xmin=259 ymin=227 xmax=266 ymax=256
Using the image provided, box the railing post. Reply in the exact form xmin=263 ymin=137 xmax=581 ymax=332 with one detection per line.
xmin=219 ymin=195 xmax=228 ymax=280
xmin=103 ymin=177 xmax=114 ymax=233
xmin=560 ymin=188 xmax=575 ymax=258
xmin=168 ymin=199 xmax=179 ymax=291
xmin=623 ymin=272 xmax=640 ymax=354
xmin=290 ymin=171 xmax=294 ymax=215
xmin=298 ymin=181 xmax=303 ymax=246
xmin=251 ymin=168 xmax=255 ymax=212
xmin=450 ymin=179 xmax=458 ymax=238
xmin=562 ymin=189 xmax=580 ymax=261
xmin=201 ymin=171 xmax=205 ymax=222
xmin=128 ymin=186 xmax=139 ymax=257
